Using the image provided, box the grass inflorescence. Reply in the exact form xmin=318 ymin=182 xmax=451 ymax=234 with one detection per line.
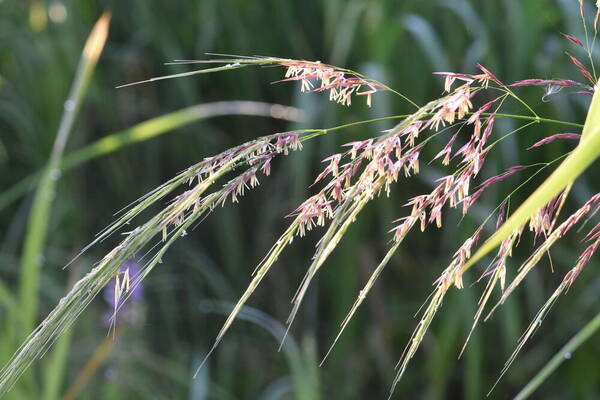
xmin=2 ymin=3 xmax=600 ymax=398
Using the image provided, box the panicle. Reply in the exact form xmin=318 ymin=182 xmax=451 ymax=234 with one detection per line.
xmin=161 ymin=132 xmax=310 ymax=244
xmin=280 ymin=60 xmax=384 ymax=107
xmin=180 ymin=56 xmax=595 ymax=398
xmin=9 ymin=43 xmax=599 ymax=400
xmin=387 ymin=81 xmax=506 ymax=237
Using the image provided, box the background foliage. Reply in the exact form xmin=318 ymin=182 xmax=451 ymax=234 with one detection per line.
xmin=1 ymin=0 xmax=599 ymax=399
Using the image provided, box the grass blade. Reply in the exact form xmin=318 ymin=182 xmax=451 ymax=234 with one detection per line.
xmin=0 ymin=101 xmax=303 ymax=212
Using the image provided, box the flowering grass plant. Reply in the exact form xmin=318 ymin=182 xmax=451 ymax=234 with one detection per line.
xmin=2 ymin=3 xmax=600 ymax=398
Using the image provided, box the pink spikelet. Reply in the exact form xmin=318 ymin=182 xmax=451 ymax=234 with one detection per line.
xmin=510 ymin=78 xmax=584 ymax=87
xmin=477 ymin=165 xmax=526 ymax=190
xmin=496 ymin=200 xmax=507 ymax=229
xmin=432 ymin=132 xmax=459 ymax=166
xmin=527 ymin=133 xmax=581 ymax=149
xmin=566 ymin=52 xmax=596 ymax=85
xmin=561 ymin=32 xmax=584 ymax=48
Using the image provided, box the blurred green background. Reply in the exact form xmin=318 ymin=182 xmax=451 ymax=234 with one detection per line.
xmin=1 ymin=0 xmax=599 ymax=399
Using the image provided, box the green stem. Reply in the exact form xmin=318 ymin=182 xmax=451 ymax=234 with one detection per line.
xmin=507 ymin=91 xmax=540 ymax=119
xmin=514 ymin=311 xmax=600 ymax=400
xmin=299 ymin=112 xmax=582 ymax=142
xmin=492 ymin=113 xmax=581 ymax=128
xmin=19 ymin=13 xmax=110 ymax=340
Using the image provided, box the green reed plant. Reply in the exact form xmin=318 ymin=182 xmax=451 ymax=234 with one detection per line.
xmin=1 ymin=2 xmax=600 ymax=399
